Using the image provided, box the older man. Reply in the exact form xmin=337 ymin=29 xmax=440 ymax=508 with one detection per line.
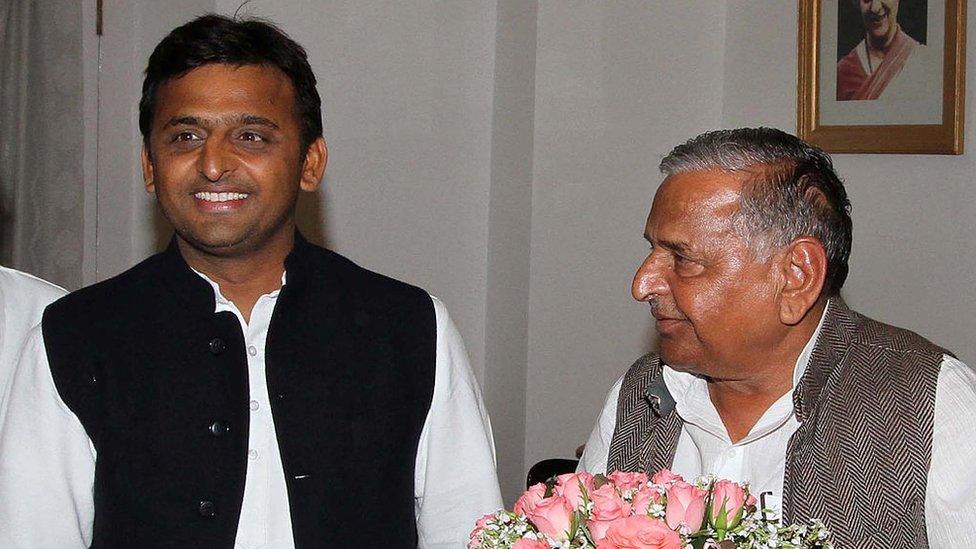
xmin=0 ymin=14 xmax=500 ymax=548
xmin=578 ymin=128 xmax=976 ymax=547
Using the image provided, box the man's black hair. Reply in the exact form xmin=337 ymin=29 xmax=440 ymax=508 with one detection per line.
xmin=139 ymin=14 xmax=322 ymax=153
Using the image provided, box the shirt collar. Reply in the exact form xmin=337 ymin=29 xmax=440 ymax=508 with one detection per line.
xmin=191 ymin=269 xmax=287 ymax=313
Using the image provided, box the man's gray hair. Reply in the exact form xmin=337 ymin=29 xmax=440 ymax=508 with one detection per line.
xmin=660 ymin=127 xmax=853 ymax=296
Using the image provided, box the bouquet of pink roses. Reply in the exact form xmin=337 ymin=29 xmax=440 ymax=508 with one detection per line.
xmin=469 ymin=469 xmax=831 ymax=549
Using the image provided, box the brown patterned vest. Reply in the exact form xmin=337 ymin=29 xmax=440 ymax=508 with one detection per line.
xmin=607 ymin=299 xmax=950 ymax=548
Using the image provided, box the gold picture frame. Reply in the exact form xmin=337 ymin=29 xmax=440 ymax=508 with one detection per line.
xmin=798 ymin=0 xmax=966 ymax=154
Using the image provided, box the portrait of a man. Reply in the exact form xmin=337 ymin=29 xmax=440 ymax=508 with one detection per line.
xmin=836 ymin=0 xmax=930 ymax=101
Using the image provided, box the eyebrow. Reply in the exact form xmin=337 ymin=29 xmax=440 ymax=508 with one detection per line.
xmin=644 ymin=233 xmax=695 ymax=256
xmin=165 ymin=114 xmax=280 ymax=130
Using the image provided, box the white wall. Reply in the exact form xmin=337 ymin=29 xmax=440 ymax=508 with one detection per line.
xmin=524 ymin=1 xmax=727 ymax=470
xmin=722 ymin=1 xmax=975 ymax=364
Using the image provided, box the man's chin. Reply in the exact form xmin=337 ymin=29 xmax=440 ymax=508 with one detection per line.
xmin=658 ymin=343 xmax=698 ymax=372
xmin=177 ymin=231 xmax=254 ymax=257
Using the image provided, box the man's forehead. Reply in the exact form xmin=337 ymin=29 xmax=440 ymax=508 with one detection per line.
xmin=651 ymin=170 xmax=745 ymax=219
xmin=154 ymin=63 xmax=295 ymax=116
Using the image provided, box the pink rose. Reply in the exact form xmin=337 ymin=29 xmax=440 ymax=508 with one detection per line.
xmin=631 ymin=485 xmax=661 ymax=516
xmin=554 ymin=472 xmax=595 ymax=509
xmin=588 ymin=483 xmax=633 ymax=541
xmin=525 ymin=495 xmax=575 ymax=541
xmin=514 ymin=482 xmax=547 ymax=516
xmin=468 ymin=513 xmax=492 ymax=548
xmin=512 ymin=539 xmax=550 ymax=549
xmin=664 ymin=481 xmax=707 ymax=533
xmin=709 ymin=480 xmax=748 ymax=530
xmin=608 ymin=471 xmax=649 ymax=493
xmin=650 ymin=468 xmax=684 ymax=486
xmin=596 ymin=516 xmax=682 ymax=549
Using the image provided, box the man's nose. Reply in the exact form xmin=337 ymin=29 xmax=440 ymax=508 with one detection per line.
xmin=868 ymin=0 xmax=883 ymax=13
xmin=632 ymin=253 xmax=668 ymax=301
xmin=199 ymin=139 xmax=235 ymax=183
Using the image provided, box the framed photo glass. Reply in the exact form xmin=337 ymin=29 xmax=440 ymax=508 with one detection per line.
xmin=798 ymin=0 xmax=966 ymax=154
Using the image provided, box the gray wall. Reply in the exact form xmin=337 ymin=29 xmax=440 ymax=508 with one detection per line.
xmin=524 ymin=1 xmax=727 ymax=472
xmin=85 ymin=1 xmax=975 ymax=505
xmin=97 ymin=0 xmax=216 ymax=281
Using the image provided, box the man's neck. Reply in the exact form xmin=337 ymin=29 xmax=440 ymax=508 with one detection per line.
xmin=707 ymin=301 xmax=827 ymax=443
xmin=178 ymin=232 xmax=294 ymax=323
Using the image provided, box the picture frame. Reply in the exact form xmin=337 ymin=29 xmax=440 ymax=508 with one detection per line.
xmin=797 ymin=0 xmax=967 ymax=154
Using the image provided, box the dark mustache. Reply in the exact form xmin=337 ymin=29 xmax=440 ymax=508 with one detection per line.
xmin=649 ymin=300 xmax=684 ymax=320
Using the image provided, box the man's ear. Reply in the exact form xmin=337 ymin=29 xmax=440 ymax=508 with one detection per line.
xmin=299 ymin=137 xmax=328 ymax=192
xmin=141 ymin=145 xmax=155 ymax=194
xmin=778 ymin=237 xmax=828 ymax=325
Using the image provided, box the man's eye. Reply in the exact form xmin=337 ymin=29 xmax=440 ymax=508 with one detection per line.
xmin=172 ymin=131 xmax=200 ymax=142
xmin=239 ymin=131 xmax=265 ymax=142
xmin=674 ymin=255 xmax=704 ymax=275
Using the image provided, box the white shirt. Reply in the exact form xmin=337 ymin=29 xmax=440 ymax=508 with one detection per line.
xmin=578 ymin=312 xmax=976 ymax=546
xmin=0 ymin=272 xmax=502 ymax=548
xmin=0 ymin=265 xmax=65 ymax=404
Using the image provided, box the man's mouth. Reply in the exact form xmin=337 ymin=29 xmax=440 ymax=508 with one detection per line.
xmin=649 ymin=303 xmax=686 ymax=333
xmin=194 ymin=191 xmax=250 ymax=202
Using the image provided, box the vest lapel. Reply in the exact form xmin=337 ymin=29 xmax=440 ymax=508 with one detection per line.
xmin=608 ymin=353 xmax=682 ymax=473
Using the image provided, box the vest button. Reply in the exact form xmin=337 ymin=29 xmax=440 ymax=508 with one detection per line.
xmin=209 ymin=421 xmax=228 ymax=436
xmin=208 ymin=338 xmax=226 ymax=355
xmin=198 ymin=500 xmax=216 ymax=518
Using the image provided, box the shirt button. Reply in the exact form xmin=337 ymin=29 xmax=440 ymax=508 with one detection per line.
xmin=208 ymin=420 xmax=229 ymax=437
xmin=249 ymin=400 xmax=259 ymax=411
xmin=208 ymin=338 xmax=226 ymax=355
xmin=198 ymin=500 xmax=216 ymax=518
xmin=248 ymin=449 xmax=258 ymax=460
xmin=247 ymin=345 xmax=257 ymax=356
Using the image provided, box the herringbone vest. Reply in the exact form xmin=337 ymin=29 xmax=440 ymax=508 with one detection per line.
xmin=607 ymin=298 xmax=949 ymax=548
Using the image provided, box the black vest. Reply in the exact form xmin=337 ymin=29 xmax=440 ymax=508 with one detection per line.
xmin=43 ymin=234 xmax=436 ymax=548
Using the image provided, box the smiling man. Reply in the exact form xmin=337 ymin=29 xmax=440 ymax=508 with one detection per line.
xmin=0 ymin=15 xmax=501 ymax=548
xmin=578 ymin=128 xmax=976 ymax=546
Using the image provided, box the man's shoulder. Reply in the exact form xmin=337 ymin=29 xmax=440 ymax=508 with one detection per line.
xmin=301 ymin=244 xmax=432 ymax=309
xmin=845 ymin=306 xmax=950 ymax=358
xmin=0 ymin=265 xmax=67 ymax=308
xmin=43 ymin=252 xmax=169 ymax=324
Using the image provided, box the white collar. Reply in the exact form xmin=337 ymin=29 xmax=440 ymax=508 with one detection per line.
xmin=190 ymin=269 xmax=288 ymax=312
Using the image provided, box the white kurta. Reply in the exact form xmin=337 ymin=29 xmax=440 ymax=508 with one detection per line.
xmin=0 ymin=265 xmax=65 ymax=404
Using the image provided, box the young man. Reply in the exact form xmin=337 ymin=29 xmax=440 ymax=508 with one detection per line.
xmin=0 ymin=15 xmax=501 ymax=548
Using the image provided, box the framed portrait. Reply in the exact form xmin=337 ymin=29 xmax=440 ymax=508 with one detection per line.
xmin=798 ymin=0 xmax=967 ymax=154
